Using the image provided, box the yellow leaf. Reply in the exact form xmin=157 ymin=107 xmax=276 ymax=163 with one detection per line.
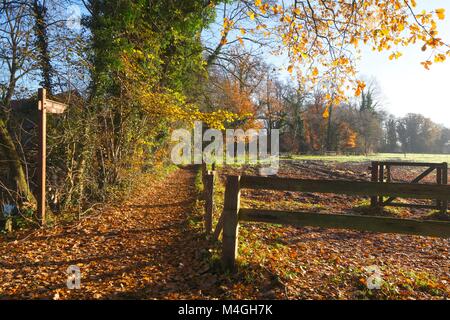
xmin=312 ymin=67 xmax=319 ymax=77
xmin=421 ymin=60 xmax=432 ymax=70
xmin=322 ymin=107 xmax=330 ymax=119
xmin=389 ymin=51 xmax=402 ymax=60
xmin=350 ymin=36 xmax=359 ymax=47
xmin=287 ymin=65 xmax=294 ymax=74
xmin=434 ymin=53 xmax=446 ymax=63
xmin=248 ymin=11 xmax=255 ymax=20
xmin=355 ymin=80 xmax=366 ymax=96
xmin=272 ymin=5 xmax=282 ymax=14
xmin=436 ymin=8 xmax=445 ymax=20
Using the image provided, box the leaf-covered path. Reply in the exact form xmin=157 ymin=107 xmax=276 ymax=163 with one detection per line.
xmin=1 ymin=166 xmax=449 ymax=300
xmin=0 ymin=167 xmax=218 ymax=299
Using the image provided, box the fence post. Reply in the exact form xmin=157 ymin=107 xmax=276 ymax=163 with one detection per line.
xmin=386 ymin=165 xmax=391 ymax=183
xmin=37 ymin=88 xmax=47 ymax=226
xmin=222 ymin=175 xmax=241 ymax=271
xmin=371 ymin=161 xmax=379 ymax=207
xmin=201 ymin=163 xmax=207 ymax=194
xmin=378 ymin=164 xmax=385 ymax=205
xmin=442 ymin=163 xmax=448 ymax=215
xmin=437 ymin=166 xmax=443 ymax=210
xmin=204 ymin=171 xmax=215 ymax=234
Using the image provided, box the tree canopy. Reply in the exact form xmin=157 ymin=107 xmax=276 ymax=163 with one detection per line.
xmin=210 ymin=0 xmax=449 ymax=108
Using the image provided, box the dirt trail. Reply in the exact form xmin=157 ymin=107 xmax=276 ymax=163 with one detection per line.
xmin=0 ymin=167 xmax=218 ymax=299
xmin=1 ymin=165 xmax=449 ymax=300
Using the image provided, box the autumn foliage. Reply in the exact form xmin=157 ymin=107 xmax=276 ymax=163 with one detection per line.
xmin=220 ymin=0 xmax=449 ymax=104
xmin=1 ymin=0 xmax=450 ymax=221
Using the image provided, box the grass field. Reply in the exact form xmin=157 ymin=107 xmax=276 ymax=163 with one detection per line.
xmin=287 ymin=153 xmax=450 ymax=163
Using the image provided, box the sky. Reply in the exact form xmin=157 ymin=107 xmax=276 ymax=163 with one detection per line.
xmin=204 ymin=1 xmax=450 ymax=127
xmin=358 ymin=1 xmax=450 ymax=127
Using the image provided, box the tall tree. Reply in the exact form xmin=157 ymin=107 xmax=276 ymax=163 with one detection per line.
xmin=384 ymin=116 xmax=398 ymax=152
xmin=33 ymin=0 xmax=53 ymax=94
xmin=84 ymin=0 xmax=226 ymax=189
xmin=0 ymin=1 xmax=36 ymax=204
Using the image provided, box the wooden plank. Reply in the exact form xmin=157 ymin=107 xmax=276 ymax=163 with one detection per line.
xmin=37 ymin=88 xmax=47 ymax=226
xmin=378 ymin=164 xmax=384 ymax=204
xmin=221 ymin=176 xmax=241 ymax=271
xmin=239 ymin=209 xmax=450 ymax=238
xmin=386 ymin=165 xmax=391 ymax=183
xmin=384 ymin=166 xmax=437 ymax=206
xmin=204 ymin=173 xmax=211 ymax=233
xmin=442 ymin=163 xmax=448 ymax=215
xmin=412 ymin=165 xmax=437 ymax=182
xmin=239 ymin=176 xmax=450 ymax=200
xmin=377 ymin=161 xmax=446 ymax=167
xmin=213 ymin=212 xmax=224 ymax=241
xmin=437 ymin=166 xmax=443 ymax=210
xmin=371 ymin=162 xmax=379 ymax=207
xmin=201 ymin=163 xmax=207 ymax=196
xmin=45 ymin=99 xmax=67 ymax=114
xmin=204 ymin=172 xmax=215 ymax=234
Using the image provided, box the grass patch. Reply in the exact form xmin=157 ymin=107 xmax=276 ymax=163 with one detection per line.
xmin=353 ymin=199 xmax=409 ymax=217
xmin=397 ymin=270 xmax=447 ymax=297
xmin=241 ymin=198 xmax=325 ymax=212
xmin=330 ymin=266 xmax=449 ymax=299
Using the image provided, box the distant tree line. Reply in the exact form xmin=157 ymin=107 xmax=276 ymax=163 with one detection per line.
xmin=381 ymin=114 xmax=450 ymax=154
xmin=205 ymin=50 xmax=450 ymax=155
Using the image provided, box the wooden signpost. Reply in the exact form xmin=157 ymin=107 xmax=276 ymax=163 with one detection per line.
xmin=37 ymin=88 xmax=68 ymax=225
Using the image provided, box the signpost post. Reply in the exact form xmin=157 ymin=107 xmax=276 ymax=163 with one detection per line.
xmin=37 ymin=88 xmax=68 ymax=225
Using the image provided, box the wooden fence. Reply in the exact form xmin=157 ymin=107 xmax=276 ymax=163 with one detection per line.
xmin=370 ymin=161 xmax=448 ymax=213
xmin=201 ymin=163 xmax=216 ymax=234
xmin=219 ymin=175 xmax=450 ymax=270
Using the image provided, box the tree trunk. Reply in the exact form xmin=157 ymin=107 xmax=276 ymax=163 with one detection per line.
xmin=0 ymin=118 xmax=36 ymax=204
xmin=326 ymin=105 xmax=334 ymax=151
xmin=33 ymin=0 xmax=53 ymax=94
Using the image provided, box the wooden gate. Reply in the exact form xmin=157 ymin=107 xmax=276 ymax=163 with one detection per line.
xmin=370 ymin=161 xmax=448 ymax=214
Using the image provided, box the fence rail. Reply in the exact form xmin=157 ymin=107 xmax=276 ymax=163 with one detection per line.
xmin=240 ymin=176 xmax=450 ymax=200
xmin=240 ymin=209 xmax=450 ymax=238
xmin=220 ymin=175 xmax=450 ymax=270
